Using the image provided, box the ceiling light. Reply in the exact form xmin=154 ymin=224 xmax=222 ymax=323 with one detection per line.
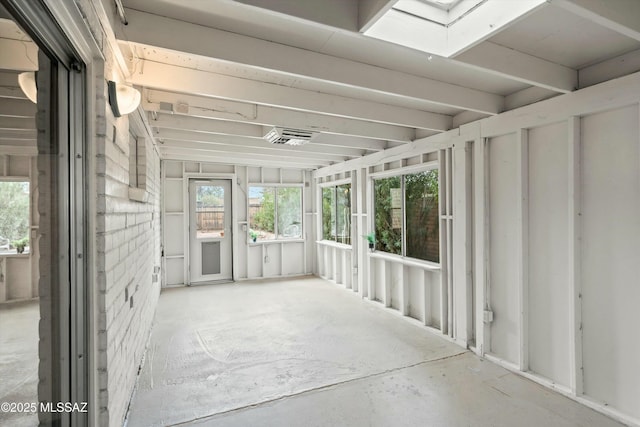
xmin=263 ymin=127 xmax=316 ymax=146
xmin=18 ymin=71 xmax=37 ymax=103
xmin=108 ymin=80 xmax=141 ymax=117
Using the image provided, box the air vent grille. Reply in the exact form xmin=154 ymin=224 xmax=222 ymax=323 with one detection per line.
xmin=264 ymin=127 xmax=316 ymax=146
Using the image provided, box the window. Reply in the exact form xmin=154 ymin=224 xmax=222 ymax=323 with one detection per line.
xmin=373 ymin=170 xmax=439 ymax=262
xmin=0 ymin=181 xmax=30 ymax=254
xmin=322 ymin=184 xmax=351 ymax=245
xmin=129 ymin=132 xmax=146 ymax=189
xmin=195 ymin=183 xmax=225 ymax=238
xmin=249 ymin=186 xmax=302 ymax=241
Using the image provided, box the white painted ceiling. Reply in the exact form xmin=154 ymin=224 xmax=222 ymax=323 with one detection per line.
xmin=1 ymin=0 xmax=640 ymax=170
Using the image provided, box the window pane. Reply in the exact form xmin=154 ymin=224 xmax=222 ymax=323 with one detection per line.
xmin=336 ymin=184 xmax=351 ymax=245
xmin=249 ymin=187 xmax=275 ymax=240
xmin=374 ymin=176 xmax=402 ymax=254
xmin=322 ymin=187 xmax=335 ymax=241
xmin=277 ymin=187 xmax=302 ymax=239
xmin=405 ymin=170 xmax=439 ymax=262
xmin=195 ymin=184 xmax=225 ymax=238
xmin=0 ymin=181 xmax=30 ymax=254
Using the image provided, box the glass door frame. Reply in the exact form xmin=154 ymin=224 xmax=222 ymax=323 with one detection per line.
xmin=187 ymin=178 xmax=234 ymax=284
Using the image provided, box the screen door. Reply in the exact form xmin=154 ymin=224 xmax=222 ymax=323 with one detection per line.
xmin=189 ymin=179 xmax=232 ymax=283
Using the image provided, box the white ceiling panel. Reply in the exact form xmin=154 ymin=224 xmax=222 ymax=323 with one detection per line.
xmin=490 ymin=4 xmax=640 ymax=69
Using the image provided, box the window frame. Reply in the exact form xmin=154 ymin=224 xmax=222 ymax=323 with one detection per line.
xmin=247 ymin=183 xmax=304 ymax=244
xmin=319 ymin=179 xmax=352 ymax=246
xmin=369 ymin=162 xmax=440 ymax=265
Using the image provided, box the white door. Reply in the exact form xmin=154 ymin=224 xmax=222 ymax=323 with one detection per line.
xmin=189 ymin=179 xmax=232 ymax=283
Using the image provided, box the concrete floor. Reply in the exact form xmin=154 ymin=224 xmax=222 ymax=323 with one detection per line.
xmin=0 ymin=299 xmax=39 ymax=427
xmin=126 ymin=277 xmax=623 ymax=427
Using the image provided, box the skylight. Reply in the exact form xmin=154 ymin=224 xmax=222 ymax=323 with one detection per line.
xmin=364 ymin=0 xmax=547 ymax=57
xmin=422 ymin=0 xmax=465 ymax=12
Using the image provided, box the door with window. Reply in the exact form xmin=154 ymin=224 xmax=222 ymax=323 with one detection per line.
xmin=189 ymin=179 xmax=232 ymax=283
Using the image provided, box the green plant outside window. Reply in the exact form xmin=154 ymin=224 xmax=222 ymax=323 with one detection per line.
xmin=321 ymin=184 xmax=351 ymax=245
xmin=249 ymin=186 xmax=302 ymax=241
xmin=373 ymin=170 xmax=439 ymax=262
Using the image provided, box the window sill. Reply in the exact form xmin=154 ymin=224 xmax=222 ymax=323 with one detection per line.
xmin=0 ymin=252 xmax=30 ymax=258
xmin=128 ymin=187 xmax=148 ymax=203
xmin=316 ymin=240 xmax=352 ymax=250
xmin=368 ymin=251 xmax=440 ymax=271
xmin=248 ymin=239 xmax=305 ymax=246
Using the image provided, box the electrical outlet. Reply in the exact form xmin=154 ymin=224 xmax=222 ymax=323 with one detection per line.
xmin=264 ymin=255 xmax=270 ymax=263
xmin=483 ymin=310 xmax=494 ymax=323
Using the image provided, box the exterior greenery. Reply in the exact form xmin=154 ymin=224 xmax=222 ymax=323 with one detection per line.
xmin=322 ymin=187 xmax=335 ymax=241
xmin=0 ymin=181 xmax=30 ymax=250
xmin=373 ymin=176 xmax=401 ymax=254
xmin=373 ymin=170 xmax=439 ymax=262
xmin=250 ymin=186 xmax=302 ymax=240
xmin=322 ymin=184 xmax=351 ymax=244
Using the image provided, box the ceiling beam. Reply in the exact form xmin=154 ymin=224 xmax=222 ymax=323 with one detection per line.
xmin=0 ymin=98 xmax=36 ymax=118
xmin=121 ymin=8 xmax=502 ymax=115
xmin=505 ymin=86 xmax=561 ymax=110
xmin=143 ymin=89 xmax=410 ymax=143
xmin=155 ymin=129 xmax=364 ymax=160
xmin=159 ymin=149 xmax=327 ymax=169
xmin=151 ymin=119 xmax=371 ymax=156
xmin=234 ymin=0 xmax=358 ymax=31
xmin=158 ymin=139 xmax=350 ymax=162
xmin=550 ymin=0 xmax=640 ymax=42
xmin=151 ymin=114 xmax=264 ymax=138
xmin=453 ymin=41 xmax=577 ymax=93
xmin=0 ymin=71 xmax=28 ymax=99
xmin=578 ymin=48 xmax=640 ymax=89
xmin=0 ymin=116 xmax=35 ymax=130
xmin=0 ymin=38 xmax=38 ymax=71
xmin=0 ymin=129 xmax=37 ymax=140
xmin=0 ymin=142 xmax=37 ymax=155
xmin=131 ymin=60 xmax=453 ymax=130
xmin=358 ymin=0 xmax=397 ymax=32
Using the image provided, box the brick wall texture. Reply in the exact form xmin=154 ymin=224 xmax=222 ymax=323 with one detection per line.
xmin=94 ymin=55 xmax=161 ymax=427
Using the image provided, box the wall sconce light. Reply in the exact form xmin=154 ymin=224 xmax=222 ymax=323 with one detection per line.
xmin=18 ymin=71 xmax=37 ymax=103
xmin=108 ymin=80 xmax=141 ymax=117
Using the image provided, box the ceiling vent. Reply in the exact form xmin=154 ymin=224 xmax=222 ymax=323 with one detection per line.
xmin=263 ymin=127 xmax=316 ymax=146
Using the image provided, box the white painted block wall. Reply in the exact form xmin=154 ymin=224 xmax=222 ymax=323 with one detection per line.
xmin=95 ymin=98 xmax=161 ymax=426
xmin=82 ymin=19 xmax=163 ymax=426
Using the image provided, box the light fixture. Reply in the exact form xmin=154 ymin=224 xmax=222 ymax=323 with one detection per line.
xmin=108 ymin=80 xmax=141 ymax=117
xmin=18 ymin=71 xmax=37 ymax=103
xmin=263 ymin=127 xmax=317 ymax=146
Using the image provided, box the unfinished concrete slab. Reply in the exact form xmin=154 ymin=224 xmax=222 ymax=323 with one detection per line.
xmin=126 ymin=277 xmax=623 ymax=427
xmin=0 ymin=300 xmax=39 ymax=427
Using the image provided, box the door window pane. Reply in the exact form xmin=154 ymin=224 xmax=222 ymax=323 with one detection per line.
xmin=277 ymin=187 xmax=302 ymax=239
xmin=405 ymin=170 xmax=439 ymax=262
xmin=374 ymin=176 xmax=402 ymax=254
xmin=249 ymin=186 xmax=275 ymax=240
xmin=336 ymin=184 xmax=351 ymax=245
xmin=196 ymin=184 xmax=224 ymax=238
